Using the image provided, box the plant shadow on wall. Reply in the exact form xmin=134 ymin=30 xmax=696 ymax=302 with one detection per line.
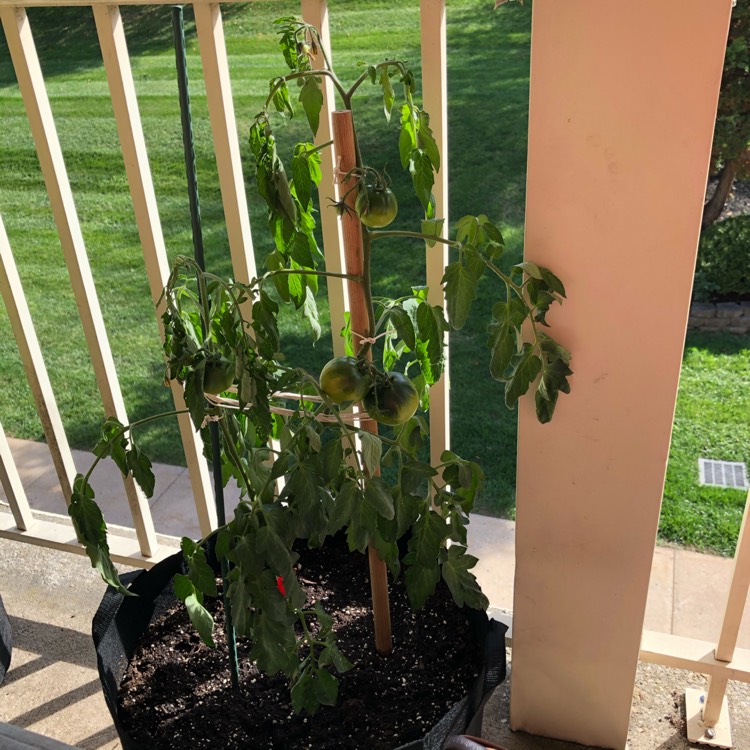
xmin=70 ymin=12 xmax=570 ymax=750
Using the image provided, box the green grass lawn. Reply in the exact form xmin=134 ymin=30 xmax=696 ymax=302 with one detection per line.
xmin=0 ymin=2 xmax=747 ymax=555
xmin=659 ymin=332 xmax=750 ymax=556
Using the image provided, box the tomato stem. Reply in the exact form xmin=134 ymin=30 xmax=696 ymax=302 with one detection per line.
xmin=81 ymin=409 xmax=190 ymax=489
xmin=262 ymin=268 xmax=363 ymax=285
xmin=369 ymin=229 xmax=459 ymax=249
xmin=266 ymin=69 xmax=348 ymax=110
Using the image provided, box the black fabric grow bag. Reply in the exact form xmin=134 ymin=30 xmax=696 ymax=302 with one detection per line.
xmin=0 ymin=594 xmax=12 ymax=684
xmin=92 ymin=546 xmax=506 ymax=750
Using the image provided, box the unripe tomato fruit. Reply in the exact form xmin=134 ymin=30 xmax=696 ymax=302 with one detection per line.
xmin=363 ymin=372 xmax=419 ymax=426
xmin=355 ymin=186 xmax=398 ymax=228
xmin=319 ymin=356 xmax=373 ymax=404
xmin=203 ymin=356 xmax=235 ymax=395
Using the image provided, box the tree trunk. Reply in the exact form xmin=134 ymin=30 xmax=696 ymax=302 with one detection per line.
xmin=702 ymin=159 xmax=738 ymax=228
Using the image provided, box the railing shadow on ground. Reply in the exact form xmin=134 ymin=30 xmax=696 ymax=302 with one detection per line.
xmin=3 ymin=616 xmax=121 ymax=749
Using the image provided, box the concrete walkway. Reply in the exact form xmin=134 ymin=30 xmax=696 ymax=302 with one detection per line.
xmin=0 ymin=437 xmax=748 ymax=749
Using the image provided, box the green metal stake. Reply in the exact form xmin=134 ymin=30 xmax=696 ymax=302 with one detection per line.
xmin=171 ymin=4 xmax=239 ymax=689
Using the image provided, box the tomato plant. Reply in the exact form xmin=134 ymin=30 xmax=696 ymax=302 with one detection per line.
xmin=70 ymin=14 xmax=573 ymax=718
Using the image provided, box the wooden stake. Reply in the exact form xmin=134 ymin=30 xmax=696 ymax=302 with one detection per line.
xmin=332 ymin=110 xmax=393 ymax=656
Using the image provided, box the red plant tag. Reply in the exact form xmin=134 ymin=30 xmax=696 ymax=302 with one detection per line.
xmin=275 ymin=575 xmax=286 ymax=597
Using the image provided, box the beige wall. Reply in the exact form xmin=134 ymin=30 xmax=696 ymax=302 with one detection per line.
xmin=511 ymin=1 xmax=733 ymax=747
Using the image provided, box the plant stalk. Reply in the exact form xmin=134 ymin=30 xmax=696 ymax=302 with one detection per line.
xmin=331 ymin=109 xmax=392 ymax=656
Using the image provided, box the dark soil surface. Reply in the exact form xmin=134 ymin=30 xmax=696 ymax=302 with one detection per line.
xmin=117 ymin=539 xmax=485 ymax=750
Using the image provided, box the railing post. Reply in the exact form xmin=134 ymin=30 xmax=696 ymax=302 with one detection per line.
xmin=419 ymin=0 xmax=450 ymax=470
xmin=193 ymin=2 xmax=257 ymax=294
xmin=0 ymin=421 xmax=34 ymax=531
xmin=685 ymin=489 xmax=750 ymax=745
xmin=299 ymin=0 xmax=349 ymax=358
xmin=0 ymin=214 xmax=77 ymax=508
xmin=92 ymin=2 xmax=217 ymax=536
xmin=511 ymin=1 xmax=733 ymax=747
xmin=0 ymin=4 xmax=157 ymax=558
xmin=715 ymin=491 xmax=750 ymax=664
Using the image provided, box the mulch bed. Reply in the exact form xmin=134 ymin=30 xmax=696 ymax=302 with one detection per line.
xmin=117 ymin=539 xmax=483 ymax=750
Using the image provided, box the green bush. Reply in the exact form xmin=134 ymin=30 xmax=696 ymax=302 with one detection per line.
xmin=694 ymin=215 xmax=750 ymax=302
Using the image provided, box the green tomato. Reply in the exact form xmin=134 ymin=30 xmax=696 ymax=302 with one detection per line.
xmin=203 ymin=356 xmax=235 ymax=395
xmin=363 ymin=372 xmax=419 ymax=426
xmin=319 ymin=356 xmax=373 ymax=404
xmin=355 ymin=186 xmax=398 ymax=228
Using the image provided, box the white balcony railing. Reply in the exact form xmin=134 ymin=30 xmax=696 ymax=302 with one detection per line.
xmin=0 ymin=1 xmax=747 ymax=747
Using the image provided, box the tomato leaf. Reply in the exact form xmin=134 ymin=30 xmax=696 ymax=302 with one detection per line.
xmin=404 ymin=560 xmax=440 ymax=610
xmin=181 ymin=538 xmax=218 ymax=597
xmin=540 ymin=266 xmax=567 ymax=298
xmin=183 ymin=369 xmax=206 ymax=431
xmin=365 ymin=476 xmax=395 ymax=520
xmin=299 ymin=76 xmax=323 ymax=136
xmin=417 ymin=110 xmax=440 ymax=173
xmin=125 ymin=444 xmax=155 ymax=499
xmin=346 ymin=492 xmax=378 ymax=552
xmin=174 ymin=574 xmax=216 ymax=647
xmin=379 ymin=67 xmax=395 ymax=122
xmin=421 ymin=218 xmax=444 ymax=248
xmin=303 ymin=286 xmax=321 ymax=341
xmin=535 ymin=337 xmax=573 ymax=423
xmin=389 ymin=305 xmax=416 ymax=350
xmin=359 ymin=432 xmax=382 ymax=477
xmin=487 ymin=300 xmax=524 ymax=380
xmin=271 ymin=78 xmax=294 ymax=117
xmin=340 ymin=312 xmax=355 ymax=357
xmin=399 ymin=103 xmax=417 ymax=168
xmin=255 ymin=526 xmax=294 ymax=576
xmin=505 ymin=343 xmax=543 ymax=409
xmin=513 ymin=260 xmax=544 ymax=280
xmin=399 ymin=457 xmax=437 ymax=497
xmin=328 ymin=480 xmax=358 ymax=535
xmin=292 ymin=152 xmax=312 ymax=210
xmin=441 ymin=546 xmax=489 ymax=610
xmin=409 ymin=149 xmax=434 ymax=214
xmin=442 ymin=260 xmax=477 ymax=330
xmin=415 ymin=301 xmax=447 ymax=383
xmin=314 ymin=668 xmax=339 ymax=706
xmin=250 ymin=609 xmax=297 ymax=675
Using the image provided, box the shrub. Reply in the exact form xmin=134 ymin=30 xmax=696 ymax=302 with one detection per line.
xmin=694 ymin=215 xmax=750 ymax=302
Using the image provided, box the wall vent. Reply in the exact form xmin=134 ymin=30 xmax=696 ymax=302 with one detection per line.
xmin=698 ymin=459 xmax=749 ymax=490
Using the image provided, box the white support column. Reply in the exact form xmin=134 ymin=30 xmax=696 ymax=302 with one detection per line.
xmin=510 ymin=2 xmax=733 ymax=748
xmin=0 ymin=5 xmax=157 ymax=557
xmin=93 ymin=3 xmax=216 ymax=536
xmin=420 ymin=0 xmax=450 ymax=464
xmin=300 ymin=0 xmax=349 ymax=358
